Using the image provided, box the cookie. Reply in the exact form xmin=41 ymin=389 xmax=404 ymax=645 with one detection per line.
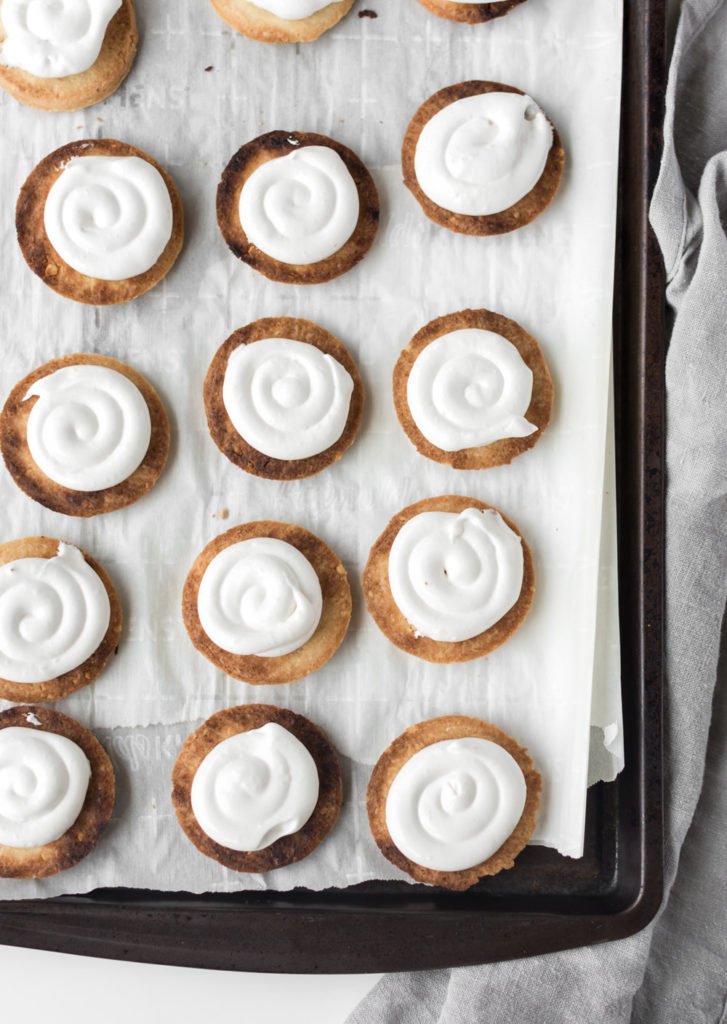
xmin=209 ymin=0 xmax=354 ymax=42
xmin=183 ymin=521 xmax=351 ymax=684
xmin=393 ymin=308 xmax=553 ymax=469
xmin=362 ymin=495 xmax=534 ymax=663
xmin=367 ymin=715 xmax=541 ymax=890
xmin=0 ymin=537 xmax=122 ymax=704
xmin=172 ymin=704 xmax=342 ymax=872
xmin=0 ymin=705 xmax=115 ymax=879
xmin=402 ymin=81 xmax=564 ymax=235
xmin=413 ymin=0 xmax=528 ymax=24
xmin=16 ymin=138 xmax=184 ymax=305
xmin=0 ymin=0 xmax=137 ymax=111
xmin=217 ymin=130 xmax=379 ymax=285
xmin=204 ymin=317 xmax=364 ymax=481
xmin=1 ymin=354 xmax=170 ymax=517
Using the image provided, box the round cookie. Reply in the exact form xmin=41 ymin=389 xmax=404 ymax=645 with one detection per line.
xmin=208 ymin=0 xmax=354 ymax=42
xmin=172 ymin=704 xmax=342 ymax=872
xmin=0 ymin=0 xmax=137 ymax=111
xmin=362 ymin=495 xmax=534 ymax=663
xmin=0 ymin=354 xmax=170 ymax=517
xmin=16 ymin=138 xmax=184 ymax=305
xmin=204 ymin=317 xmax=364 ymax=481
xmin=0 ymin=705 xmax=115 ymax=879
xmin=367 ymin=715 xmax=541 ymax=890
xmin=402 ymin=81 xmax=564 ymax=236
xmin=0 ymin=536 xmax=122 ymax=704
xmin=413 ymin=0 xmax=528 ymax=24
xmin=217 ymin=130 xmax=379 ymax=285
xmin=393 ymin=308 xmax=553 ymax=469
xmin=182 ymin=521 xmax=351 ymax=684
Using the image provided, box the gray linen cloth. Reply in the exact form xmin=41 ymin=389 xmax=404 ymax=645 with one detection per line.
xmin=348 ymin=1 xmax=727 ymax=1020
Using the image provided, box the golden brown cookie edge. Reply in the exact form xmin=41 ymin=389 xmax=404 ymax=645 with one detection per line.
xmin=362 ymin=495 xmax=535 ymax=663
xmin=209 ymin=0 xmax=354 ymax=42
xmin=393 ymin=308 xmax=553 ymax=469
xmin=0 ymin=704 xmax=115 ymax=879
xmin=171 ymin=703 xmax=343 ymax=872
xmin=413 ymin=0 xmax=528 ymax=24
xmin=182 ymin=521 xmax=352 ymax=684
xmin=367 ymin=715 xmax=541 ymax=890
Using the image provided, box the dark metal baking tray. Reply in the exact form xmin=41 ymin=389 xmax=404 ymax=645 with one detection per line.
xmin=0 ymin=0 xmax=666 ymax=972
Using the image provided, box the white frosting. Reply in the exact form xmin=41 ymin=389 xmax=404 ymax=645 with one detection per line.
xmin=245 ymin=0 xmax=332 ymax=17
xmin=197 ymin=537 xmax=322 ymax=657
xmin=223 ymin=338 xmax=353 ymax=461
xmin=414 ymin=91 xmax=553 ymax=215
xmin=407 ymin=328 xmax=537 ymax=451
xmin=191 ymin=722 xmax=319 ymax=852
xmin=0 ymin=0 xmax=121 ymax=78
xmin=388 ymin=508 xmax=524 ymax=643
xmin=0 ymin=727 xmax=91 ymax=848
xmin=0 ymin=542 xmax=110 ymax=684
xmin=239 ymin=146 xmax=359 ymax=265
xmin=24 ymin=364 xmax=151 ymax=492
xmin=44 ymin=155 xmax=173 ymax=281
xmin=385 ymin=737 xmax=527 ymax=871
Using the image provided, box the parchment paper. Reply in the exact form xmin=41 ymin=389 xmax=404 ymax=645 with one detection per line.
xmin=0 ymin=0 xmax=623 ymax=898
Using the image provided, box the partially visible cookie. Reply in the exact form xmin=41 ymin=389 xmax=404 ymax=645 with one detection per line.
xmin=367 ymin=715 xmax=541 ymax=890
xmin=0 ymin=536 xmax=122 ymax=704
xmin=1 ymin=353 xmax=170 ymax=517
xmin=204 ymin=317 xmax=364 ymax=481
xmin=0 ymin=0 xmax=137 ymax=111
xmin=16 ymin=138 xmax=184 ymax=305
xmin=413 ymin=0 xmax=528 ymax=24
xmin=393 ymin=308 xmax=553 ymax=469
xmin=209 ymin=0 xmax=354 ymax=42
xmin=362 ymin=495 xmax=534 ymax=663
xmin=183 ymin=522 xmax=351 ymax=684
xmin=217 ymin=130 xmax=379 ymax=285
xmin=0 ymin=705 xmax=115 ymax=879
xmin=402 ymin=81 xmax=564 ymax=235
xmin=172 ymin=704 xmax=342 ymax=872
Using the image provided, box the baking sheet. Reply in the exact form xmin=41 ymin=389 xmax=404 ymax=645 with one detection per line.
xmin=0 ymin=0 xmax=623 ymax=898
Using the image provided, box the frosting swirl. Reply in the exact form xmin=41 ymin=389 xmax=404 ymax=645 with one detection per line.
xmin=239 ymin=146 xmax=360 ymax=265
xmin=0 ymin=727 xmax=91 ymax=848
xmin=385 ymin=737 xmax=527 ymax=871
xmin=246 ymin=0 xmax=334 ymax=16
xmin=197 ymin=537 xmax=323 ymax=657
xmin=407 ymin=328 xmax=536 ymax=451
xmin=0 ymin=543 xmax=111 ymax=684
xmin=223 ymin=338 xmax=354 ymax=460
xmin=414 ymin=91 xmax=553 ymax=215
xmin=191 ymin=722 xmax=319 ymax=851
xmin=388 ymin=508 xmax=524 ymax=642
xmin=25 ymin=364 xmax=152 ymax=492
xmin=0 ymin=0 xmax=121 ymax=78
xmin=44 ymin=154 xmax=173 ymax=281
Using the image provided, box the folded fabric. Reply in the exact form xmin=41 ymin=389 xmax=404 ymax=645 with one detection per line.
xmin=347 ymin=1 xmax=727 ymax=1020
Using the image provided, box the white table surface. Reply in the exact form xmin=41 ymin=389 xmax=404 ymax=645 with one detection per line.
xmin=0 ymin=944 xmax=382 ymax=1023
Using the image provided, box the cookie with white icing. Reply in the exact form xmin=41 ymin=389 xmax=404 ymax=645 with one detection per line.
xmin=172 ymin=704 xmax=342 ymax=872
xmin=0 ymin=705 xmax=115 ymax=879
xmin=367 ymin=715 xmax=541 ymax=890
xmin=0 ymin=537 xmax=122 ymax=703
xmin=217 ymin=131 xmax=379 ymax=285
xmin=208 ymin=0 xmax=354 ymax=42
xmin=1 ymin=354 xmax=170 ymax=517
xmin=393 ymin=308 xmax=553 ymax=469
xmin=182 ymin=522 xmax=351 ymax=685
xmin=16 ymin=138 xmax=184 ymax=304
xmin=362 ymin=495 xmax=534 ymax=663
xmin=413 ymin=0 xmax=528 ymax=24
xmin=0 ymin=0 xmax=137 ymax=111
xmin=402 ymin=81 xmax=564 ymax=235
xmin=204 ymin=317 xmax=364 ymax=481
